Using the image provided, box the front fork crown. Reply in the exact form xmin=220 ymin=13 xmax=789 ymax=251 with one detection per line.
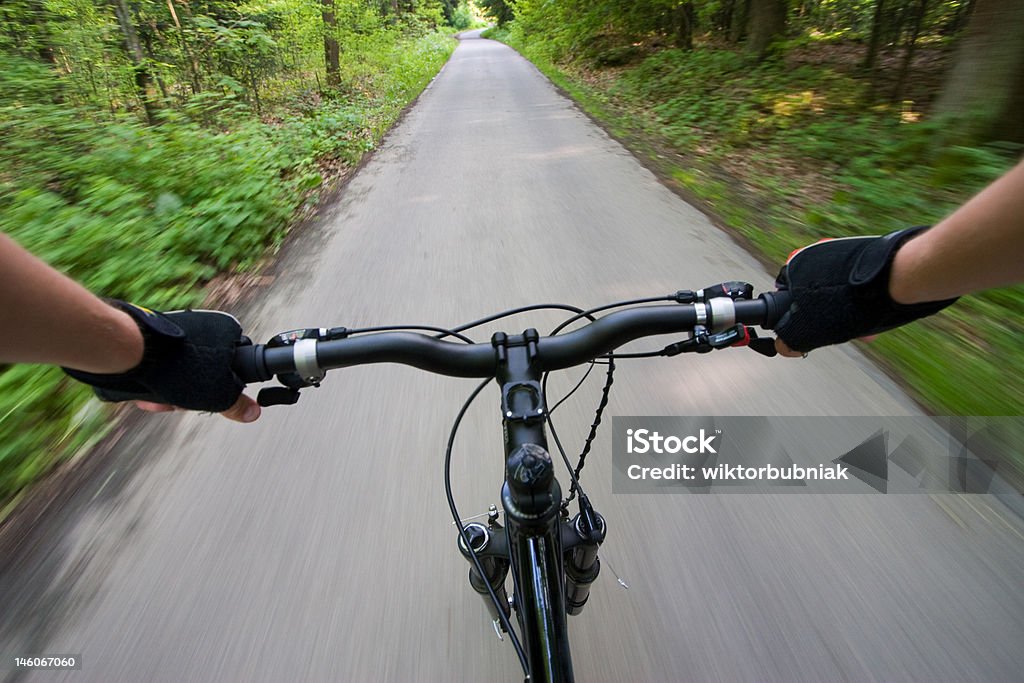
xmin=456 ymin=501 xmax=608 ymax=627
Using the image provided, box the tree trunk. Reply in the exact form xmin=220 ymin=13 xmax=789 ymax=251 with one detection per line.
xmin=141 ymin=24 xmax=170 ymax=101
xmin=892 ymin=0 xmax=927 ymax=101
xmin=861 ymin=0 xmax=887 ymax=101
xmin=943 ymin=0 xmax=975 ymax=35
xmin=108 ymin=0 xmax=158 ymax=124
xmin=934 ymin=0 xmax=1024 ymax=142
xmin=321 ymin=0 xmax=340 ymax=88
xmin=729 ymin=0 xmax=751 ymax=43
xmin=745 ymin=0 xmax=787 ymax=60
xmin=887 ymin=2 xmax=907 ymax=51
xmin=27 ymin=0 xmax=59 ymax=66
xmin=166 ymin=0 xmax=202 ymax=94
xmin=249 ymin=70 xmax=261 ymax=114
xmin=719 ymin=0 xmax=734 ymax=37
xmin=862 ymin=0 xmax=886 ymax=71
xmin=672 ymin=2 xmax=696 ymax=50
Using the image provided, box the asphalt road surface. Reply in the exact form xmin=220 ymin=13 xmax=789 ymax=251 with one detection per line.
xmin=2 ymin=31 xmax=1023 ymax=683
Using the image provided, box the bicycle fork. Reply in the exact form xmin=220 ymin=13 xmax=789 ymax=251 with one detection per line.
xmin=455 ymin=330 xmax=608 ymax=681
xmin=458 ymin=506 xmax=513 ymax=631
xmin=457 ymin=499 xmax=607 ymax=633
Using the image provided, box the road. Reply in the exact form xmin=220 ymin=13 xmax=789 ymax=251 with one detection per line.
xmin=2 ymin=31 xmax=1023 ymax=683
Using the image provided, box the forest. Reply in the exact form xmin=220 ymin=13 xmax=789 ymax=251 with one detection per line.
xmin=479 ymin=0 xmax=1023 ymax=428
xmin=481 ymin=0 xmax=1022 ymax=144
xmin=2 ymin=0 xmax=1023 ymax=506
xmin=0 ymin=0 xmax=472 ymax=507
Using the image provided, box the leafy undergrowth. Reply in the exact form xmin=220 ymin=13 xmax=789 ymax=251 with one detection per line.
xmin=485 ymin=27 xmax=1023 ymax=423
xmin=0 ymin=31 xmax=455 ymax=510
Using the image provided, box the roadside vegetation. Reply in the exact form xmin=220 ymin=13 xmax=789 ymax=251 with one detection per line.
xmin=479 ymin=0 xmax=1023 ymax=424
xmin=0 ymin=0 xmax=482 ymax=511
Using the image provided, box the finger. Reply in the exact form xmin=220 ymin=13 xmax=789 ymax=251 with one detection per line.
xmin=220 ymin=393 xmax=261 ymax=423
xmin=774 ymin=338 xmax=805 ymax=358
xmin=135 ymin=401 xmax=176 ymax=413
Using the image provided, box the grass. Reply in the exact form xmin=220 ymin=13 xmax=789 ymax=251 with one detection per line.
xmin=483 ymin=27 xmax=1024 ymax=423
xmin=0 ymin=31 xmax=457 ymax=511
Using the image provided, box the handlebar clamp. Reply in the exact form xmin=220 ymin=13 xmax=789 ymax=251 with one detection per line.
xmin=501 ymin=381 xmax=547 ymax=423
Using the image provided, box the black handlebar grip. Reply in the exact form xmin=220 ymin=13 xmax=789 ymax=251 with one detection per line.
xmin=759 ymin=290 xmax=793 ymax=330
xmin=233 ymin=343 xmax=272 ymax=384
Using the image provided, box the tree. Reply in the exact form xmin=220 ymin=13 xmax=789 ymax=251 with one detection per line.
xmin=933 ymin=0 xmax=1024 ymax=142
xmin=729 ymin=0 xmax=751 ymax=43
xmin=107 ymin=0 xmax=159 ymax=124
xmin=165 ymin=0 xmax=202 ymax=94
xmin=862 ymin=0 xmax=886 ymax=73
xmin=321 ymin=0 xmax=340 ymax=88
xmin=0 ymin=0 xmax=59 ymax=65
xmin=476 ymin=0 xmax=514 ymax=26
xmin=745 ymin=0 xmax=787 ymax=60
xmin=671 ymin=1 xmax=697 ymax=50
xmin=891 ymin=0 xmax=927 ymax=101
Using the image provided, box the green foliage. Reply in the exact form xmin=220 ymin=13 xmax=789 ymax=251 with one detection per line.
xmin=1 ymin=103 xmax=293 ymax=301
xmin=0 ymin=27 xmax=455 ymax=509
xmin=450 ymin=1 xmax=479 ymax=30
xmin=607 ymin=46 xmax=1019 ymax=243
xmin=0 ymin=367 xmax=104 ymax=505
xmin=489 ymin=23 xmax=1023 ymax=416
xmin=475 ymin=0 xmax=514 ymax=25
xmin=505 ymin=0 xmax=975 ymax=70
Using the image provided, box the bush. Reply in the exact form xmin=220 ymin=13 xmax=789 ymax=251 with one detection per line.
xmin=0 ymin=30 xmax=456 ymax=507
xmin=491 ymin=26 xmax=1024 ymax=416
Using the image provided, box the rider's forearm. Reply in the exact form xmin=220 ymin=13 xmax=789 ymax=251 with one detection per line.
xmin=0 ymin=233 xmax=143 ymax=373
xmin=889 ymin=159 xmax=1024 ymax=304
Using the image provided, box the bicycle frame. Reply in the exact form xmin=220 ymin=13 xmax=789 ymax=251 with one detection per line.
xmin=494 ymin=329 xmax=574 ymax=682
xmin=233 ymin=291 xmax=789 ymax=683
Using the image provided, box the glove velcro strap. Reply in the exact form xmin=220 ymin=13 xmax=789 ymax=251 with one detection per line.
xmin=64 ymin=303 xmax=245 ymax=412
xmin=774 ymin=227 xmax=957 ymax=352
xmin=849 ymin=226 xmax=929 ymax=286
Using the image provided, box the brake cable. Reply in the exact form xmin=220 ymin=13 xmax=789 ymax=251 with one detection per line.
xmin=543 ymin=298 xmax=676 ymax=509
xmin=414 ymin=298 xmax=700 ymax=668
xmin=345 ymin=324 xmax=475 ymax=344
xmin=440 ymin=303 xmax=606 ymax=678
xmin=435 ymin=303 xmax=589 ymax=340
xmin=542 ymin=290 xmax=754 ymax=506
xmin=444 ymin=377 xmax=529 ymax=676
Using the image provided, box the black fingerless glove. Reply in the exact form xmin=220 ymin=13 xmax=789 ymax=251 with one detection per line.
xmin=64 ymin=302 xmax=246 ymax=412
xmin=773 ymin=226 xmax=957 ymax=353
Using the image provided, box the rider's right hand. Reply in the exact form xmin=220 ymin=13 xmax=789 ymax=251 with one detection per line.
xmin=772 ymin=226 xmax=958 ymax=355
xmin=63 ymin=302 xmax=260 ymax=422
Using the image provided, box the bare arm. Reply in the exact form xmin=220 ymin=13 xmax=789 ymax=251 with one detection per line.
xmin=0 ymin=233 xmax=259 ymax=422
xmin=775 ymin=158 xmax=1024 ymax=357
xmin=0 ymin=233 xmax=143 ymax=372
xmin=889 ymin=159 xmax=1024 ymax=304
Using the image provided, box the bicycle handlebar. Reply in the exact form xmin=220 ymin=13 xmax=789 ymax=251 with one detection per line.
xmin=233 ymin=291 xmax=791 ymax=385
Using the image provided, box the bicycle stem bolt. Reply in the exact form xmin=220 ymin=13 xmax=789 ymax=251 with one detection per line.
xmin=507 ymin=444 xmax=554 ymax=495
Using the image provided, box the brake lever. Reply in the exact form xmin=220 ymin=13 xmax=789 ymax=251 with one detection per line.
xmin=747 ymin=332 xmax=778 ymax=357
xmin=662 ymin=324 xmax=778 ymax=357
xmin=724 ymin=325 xmax=779 ymax=357
xmin=257 ymin=386 xmax=302 ymax=407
